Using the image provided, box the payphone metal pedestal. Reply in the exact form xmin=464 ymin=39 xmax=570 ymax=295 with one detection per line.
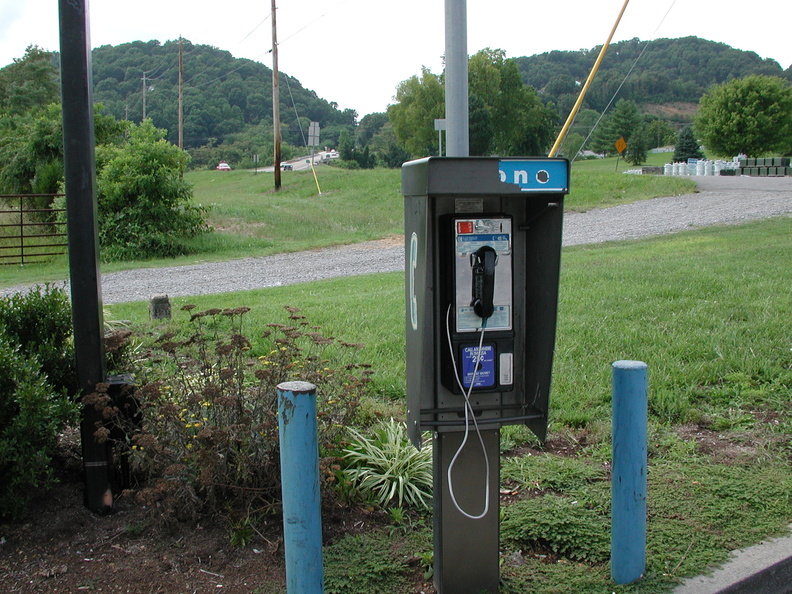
xmin=403 ymin=157 xmax=569 ymax=594
xmin=434 ymin=428 xmax=500 ymax=593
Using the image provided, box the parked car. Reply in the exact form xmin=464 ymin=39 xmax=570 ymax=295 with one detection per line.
xmin=216 ymin=161 xmax=231 ymax=171
xmin=281 ymin=162 xmax=293 ymax=171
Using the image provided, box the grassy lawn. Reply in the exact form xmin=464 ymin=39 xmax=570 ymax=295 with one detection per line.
xmin=105 ymin=215 xmax=792 ymax=593
xmin=0 ymin=164 xmax=695 ymax=288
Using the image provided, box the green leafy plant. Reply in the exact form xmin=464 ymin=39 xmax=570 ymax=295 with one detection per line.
xmin=0 ymin=284 xmax=76 ymax=395
xmin=0 ymin=285 xmax=78 ymax=519
xmin=323 ymin=531 xmax=409 ymax=594
xmin=94 ymin=304 xmax=369 ymax=526
xmin=96 ymin=120 xmax=209 ymax=261
xmin=0 ymin=332 xmax=76 ymax=518
xmin=417 ymin=550 xmax=434 ymax=581
xmin=501 ymin=453 xmax=607 ymax=493
xmin=501 ymin=492 xmax=611 ymax=563
xmin=386 ymin=506 xmax=415 ymax=537
xmin=342 ymin=418 xmax=432 ymax=511
xmin=228 ymin=516 xmax=256 ymax=549
xmin=500 ymin=424 xmax=540 ymax=453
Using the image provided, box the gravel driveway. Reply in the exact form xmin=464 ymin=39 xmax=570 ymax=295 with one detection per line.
xmin=2 ymin=176 xmax=790 ymax=304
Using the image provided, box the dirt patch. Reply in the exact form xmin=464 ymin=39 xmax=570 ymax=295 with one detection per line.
xmin=212 ymin=221 xmax=270 ymax=237
xmin=642 ymin=102 xmax=698 ymax=122
xmin=675 ymin=422 xmax=791 ymax=464
xmin=0 ymin=452 xmax=402 ymax=594
xmin=0 ymin=477 xmax=412 ymax=594
xmin=0 ymin=477 xmax=289 ymax=593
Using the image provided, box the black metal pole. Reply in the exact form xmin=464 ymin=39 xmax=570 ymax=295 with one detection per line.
xmin=58 ymin=0 xmax=112 ymax=514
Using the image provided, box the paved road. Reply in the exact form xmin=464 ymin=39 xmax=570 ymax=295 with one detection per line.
xmin=2 ymin=176 xmax=790 ymax=304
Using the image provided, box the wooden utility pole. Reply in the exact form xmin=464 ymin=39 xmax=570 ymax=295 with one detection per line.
xmin=272 ymin=0 xmax=281 ymax=190
xmin=178 ymin=38 xmax=183 ymax=149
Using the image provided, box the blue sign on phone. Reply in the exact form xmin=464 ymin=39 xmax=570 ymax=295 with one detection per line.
xmin=498 ymin=159 xmax=569 ymax=192
xmin=461 ymin=344 xmax=496 ymax=389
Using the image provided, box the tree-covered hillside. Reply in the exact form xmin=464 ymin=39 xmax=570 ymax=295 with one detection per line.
xmin=3 ymin=34 xmax=788 ymax=169
xmin=86 ymin=39 xmax=356 ymax=149
xmin=516 ymin=36 xmax=788 ymax=117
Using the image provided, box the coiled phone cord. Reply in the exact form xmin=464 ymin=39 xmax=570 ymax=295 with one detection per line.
xmin=445 ymin=304 xmax=490 ymax=520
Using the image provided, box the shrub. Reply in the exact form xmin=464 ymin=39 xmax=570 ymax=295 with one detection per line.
xmin=341 ymin=418 xmax=433 ymax=511
xmin=96 ymin=120 xmax=209 ymax=261
xmin=0 ymin=332 xmax=76 ymax=519
xmin=0 ymin=285 xmax=78 ymax=518
xmin=96 ymin=305 xmax=370 ymax=525
xmin=0 ymin=284 xmax=76 ymax=394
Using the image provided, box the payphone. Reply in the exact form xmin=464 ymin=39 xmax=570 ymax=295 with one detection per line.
xmin=403 ymin=156 xmax=569 ymax=594
xmin=403 ymin=156 xmax=569 ymax=444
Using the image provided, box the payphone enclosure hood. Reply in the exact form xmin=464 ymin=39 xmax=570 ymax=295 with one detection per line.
xmin=402 ymin=157 xmax=569 ymax=198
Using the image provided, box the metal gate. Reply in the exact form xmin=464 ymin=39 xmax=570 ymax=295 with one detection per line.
xmin=0 ymin=194 xmax=67 ymax=265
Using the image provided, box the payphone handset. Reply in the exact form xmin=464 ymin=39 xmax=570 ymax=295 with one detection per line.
xmin=452 ymin=216 xmax=513 ymax=333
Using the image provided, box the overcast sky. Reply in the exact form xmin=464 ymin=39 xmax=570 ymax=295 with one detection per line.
xmin=1 ymin=0 xmax=790 ymax=118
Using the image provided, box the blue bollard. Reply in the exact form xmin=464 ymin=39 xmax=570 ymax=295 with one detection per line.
xmin=611 ymin=360 xmax=648 ymax=585
xmin=277 ymin=381 xmax=324 ymax=593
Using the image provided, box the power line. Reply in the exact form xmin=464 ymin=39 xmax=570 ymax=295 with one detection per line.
xmin=572 ymin=0 xmax=679 ymax=160
xmin=277 ymin=0 xmax=352 ymax=47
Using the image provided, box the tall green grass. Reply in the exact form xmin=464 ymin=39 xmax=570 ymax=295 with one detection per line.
xmin=553 ymin=217 xmax=792 ymax=431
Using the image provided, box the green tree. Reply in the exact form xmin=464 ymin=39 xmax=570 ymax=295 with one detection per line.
xmin=367 ymin=122 xmax=410 ymax=168
xmin=516 ymin=36 xmax=786 ymax=111
xmin=388 ymin=49 xmax=557 ymax=158
xmin=495 ymin=61 xmax=556 ymax=155
xmin=97 ymin=120 xmax=209 ymax=260
xmin=558 ymin=131 xmax=586 ymax=158
xmin=470 ymin=48 xmax=557 ymax=155
xmin=0 ymin=46 xmax=59 ymax=116
xmin=338 ymin=130 xmax=355 ymax=161
xmin=0 ymin=103 xmax=126 ymax=196
xmin=673 ymin=126 xmax=705 ymax=162
xmin=591 ymin=99 xmax=642 ymax=156
xmin=625 ymin=123 xmax=649 ymax=165
xmin=356 ymin=112 xmax=388 ymax=147
xmin=645 ymin=117 xmax=677 ymax=148
xmin=387 ymin=68 xmax=444 ymax=157
xmin=694 ymin=75 xmax=792 ymax=157
xmin=469 ymin=94 xmax=493 ymax=156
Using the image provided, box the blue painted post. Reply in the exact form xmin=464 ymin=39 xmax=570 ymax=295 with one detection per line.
xmin=611 ymin=360 xmax=648 ymax=585
xmin=277 ymin=381 xmax=324 ymax=593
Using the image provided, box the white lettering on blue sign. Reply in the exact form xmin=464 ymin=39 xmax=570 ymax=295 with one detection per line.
xmin=498 ymin=159 xmax=569 ymax=192
xmin=462 ymin=345 xmax=496 ymax=388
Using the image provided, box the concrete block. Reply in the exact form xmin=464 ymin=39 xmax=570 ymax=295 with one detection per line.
xmin=149 ymin=294 xmax=171 ymax=319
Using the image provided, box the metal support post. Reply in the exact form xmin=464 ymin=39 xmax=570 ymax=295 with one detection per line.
xmin=59 ymin=0 xmax=111 ymax=514
xmin=277 ymin=381 xmax=324 ymax=593
xmin=434 ymin=428 xmax=500 ymax=593
xmin=611 ymin=360 xmax=648 ymax=584
xmin=444 ymin=0 xmax=469 ymax=157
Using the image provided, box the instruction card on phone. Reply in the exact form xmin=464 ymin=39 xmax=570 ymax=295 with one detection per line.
xmin=454 ymin=217 xmax=513 ymax=333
